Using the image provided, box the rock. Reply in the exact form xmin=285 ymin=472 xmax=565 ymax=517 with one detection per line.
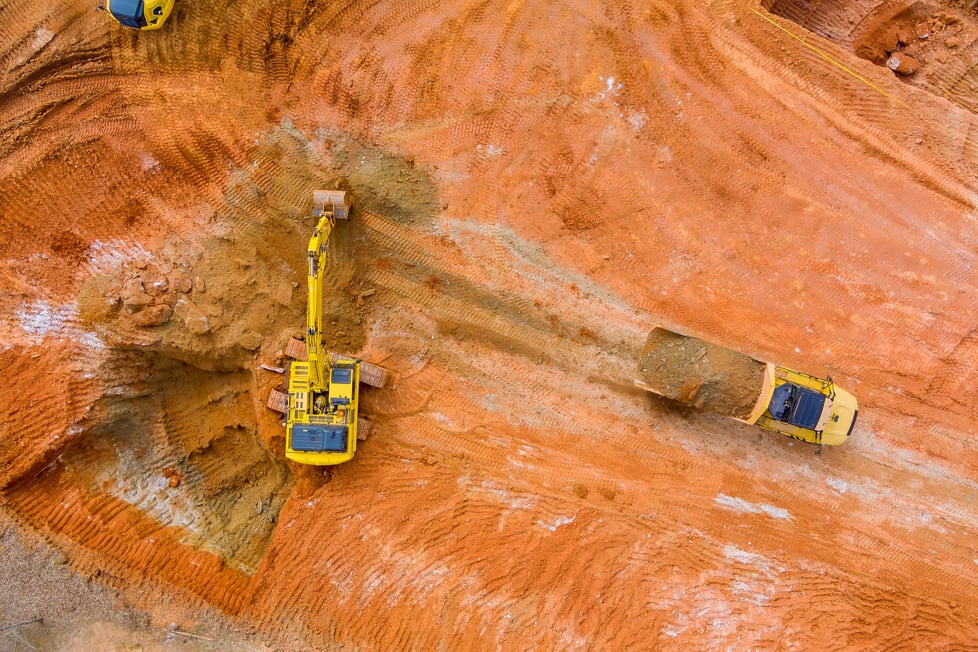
xmin=940 ymin=12 xmax=960 ymax=26
xmin=144 ymin=274 xmax=169 ymax=296
xmin=174 ymin=296 xmax=212 ymax=334
xmin=915 ymin=22 xmax=930 ymax=39
xmin=238 ymin=331 xmax=264 ymax=351
xmin=121 ymin=278 xmax=153 ymax=314
xmin=132 ymin=304 xmax=173 ymax=327
xmin=162 ymin=467 xmax=181 ymax=487
xmin=946 ymin=36 xmax=961 ymax=48
xmin=886 ymin=52 xmax=919 ymax=75
xmin=896 ymin=28 xmax=915 ymax=46
xmin=169 ymin=270 xmax=193 ymax=294
xmin=201 ymin=302 xmax=224 ymax=318
xmin=122 ymin=276 xmax=144 ymax=295
xmin=194 ymin=275 xmax=207 ymax=293
xmin=935 ymin=51 xmax=948 ymax=64
xmin=880 ymin=27 xmax=900 ymax=52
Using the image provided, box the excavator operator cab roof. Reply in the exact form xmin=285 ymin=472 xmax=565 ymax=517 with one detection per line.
xmin=291 ymin=424 xmax=349 ymax=453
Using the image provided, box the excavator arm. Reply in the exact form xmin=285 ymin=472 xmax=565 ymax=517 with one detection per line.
xmin=304 ymin=212 xmax=334 ymax=392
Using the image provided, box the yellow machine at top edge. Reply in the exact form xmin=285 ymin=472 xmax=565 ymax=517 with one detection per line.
xmin=100 ymin=0 xmax=175 ymax=31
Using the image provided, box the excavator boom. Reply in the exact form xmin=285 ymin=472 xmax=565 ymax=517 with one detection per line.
xmin=304 ymin=213 xmax=333 ymax=390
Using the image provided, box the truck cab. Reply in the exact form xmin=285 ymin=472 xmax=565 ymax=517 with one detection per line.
xmin=752 ymin=367 xmax=858 ymax=446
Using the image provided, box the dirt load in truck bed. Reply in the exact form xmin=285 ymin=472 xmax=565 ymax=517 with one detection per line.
xmin=636 ymin=328 xmax=767 ymax=419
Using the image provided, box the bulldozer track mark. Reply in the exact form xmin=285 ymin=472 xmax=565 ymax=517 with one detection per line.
xmin=4 ymin=474 xmax=251 ymax=614
xmin=360 ymin=265 xmax=640 ymax=407
xmin=372 ymin=351 xmax=700 ymax=495
xmin=4 ymin=0 xmax=978 ymax=647
xmin=709 ymin=3 xmax=978 ymax=210
xmin=360 ymin=211 xmax=646 ymax=343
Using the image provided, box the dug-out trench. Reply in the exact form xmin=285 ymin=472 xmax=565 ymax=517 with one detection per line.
xmin=11 ymin=348 xmax=291 ymax=576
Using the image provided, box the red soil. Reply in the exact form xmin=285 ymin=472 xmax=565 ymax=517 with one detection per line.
xmin=2 ymin=0 xmax=978 ymax=648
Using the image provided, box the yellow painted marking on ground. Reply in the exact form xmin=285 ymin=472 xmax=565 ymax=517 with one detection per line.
xmin=747 ymin=0 xmax=911 ymax=109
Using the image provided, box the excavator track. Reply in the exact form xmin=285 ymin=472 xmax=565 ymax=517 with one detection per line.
xmin=282 ymin=336 xmax=391 ymax=388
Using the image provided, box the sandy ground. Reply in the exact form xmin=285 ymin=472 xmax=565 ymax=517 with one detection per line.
xmin=2 ymin=0 xmax=978 ymax=648
xmin=0 ymin=512 xmax=272 ymax=650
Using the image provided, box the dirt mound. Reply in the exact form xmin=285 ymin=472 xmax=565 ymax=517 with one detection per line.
xmin=770 ymin=0 xmax=978 ymax=114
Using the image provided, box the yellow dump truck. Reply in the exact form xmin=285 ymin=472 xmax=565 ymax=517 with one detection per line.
xmin=99 ymin=0 xmax=175 ymax=30
xmin=635 ymin=327 xmax=857 ymax=448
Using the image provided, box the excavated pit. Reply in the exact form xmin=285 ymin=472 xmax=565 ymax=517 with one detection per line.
xmin=49 ymin=349 xmax=290 ymax=574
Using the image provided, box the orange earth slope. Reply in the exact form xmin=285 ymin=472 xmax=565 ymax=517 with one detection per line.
xmin=2 ymin=0 xmax=978 ymax=648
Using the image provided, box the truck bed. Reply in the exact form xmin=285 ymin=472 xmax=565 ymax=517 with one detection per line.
xmin=634 ymin=327 xmax=769 ymax=420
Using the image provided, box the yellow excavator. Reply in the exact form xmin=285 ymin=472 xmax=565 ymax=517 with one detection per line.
xmin=268 ymin=190 xmax=390 ymax=465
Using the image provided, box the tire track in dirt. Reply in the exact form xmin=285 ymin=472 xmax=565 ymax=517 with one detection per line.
xmin=714 ymin=1 xmax=978 ymax=206
xmin=254 ymin=427 xmax=978 ymax=648
xmin=0 ymin=295 xmax=109 ymax=483
xmin=3 ymin=476 xmax=251 ymax=614
xmin=5 ymin=0 xmax=978 ymax=647
xmin=738 ymin=0 xmax=978 ymax=193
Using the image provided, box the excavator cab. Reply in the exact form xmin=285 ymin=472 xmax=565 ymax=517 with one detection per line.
xmin=100 ymin=0 xmax=175 ymax=31
xmin=329 ymin=366 xmax=356 ymax=407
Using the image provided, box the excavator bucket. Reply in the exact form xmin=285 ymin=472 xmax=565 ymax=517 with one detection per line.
xmin=313 ymin=190 xmax=351 ymax=220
